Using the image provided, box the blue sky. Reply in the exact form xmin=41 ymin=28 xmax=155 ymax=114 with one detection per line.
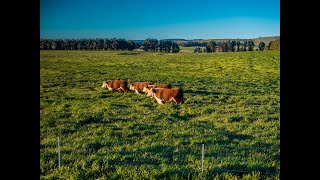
xmin=40 ymin=0 xmax=280 ymax=40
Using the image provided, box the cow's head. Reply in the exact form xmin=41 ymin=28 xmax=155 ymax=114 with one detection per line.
xmin=102 ymin=81 xmax=108 ymax=89
xmin=143 ymin=85 xmax=154 ymax=94
xmin=129 ymin=83 xmax=135 ymax=91
xmin=146 ymin=88 xmax=156 ymax=97
xmin=142 ymin=86 xmax=149 ymax=93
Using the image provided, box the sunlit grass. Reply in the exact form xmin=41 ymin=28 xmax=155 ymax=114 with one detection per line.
xmin=40 ymin=50 xmax=280 ymax=179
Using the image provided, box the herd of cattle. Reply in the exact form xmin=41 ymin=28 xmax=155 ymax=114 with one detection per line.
xmin=102 ymin=80 xmax=184 ymax=105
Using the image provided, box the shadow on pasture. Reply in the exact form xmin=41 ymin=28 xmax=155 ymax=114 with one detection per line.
xmin=138 ymin=103 xmax=154 ymax=109
xmin=141 ymin=145 xmax=175 ymax=164
xmin=184 ymin=89 xmax=225 ymax=96
xmin=168 ymin=112 xmax=192 ymax=122
xmin=75 ymin=113 xmax=105 ymax=128
xmin=105 ymin=117 xmax=129 ymax=124
xmin=110 ymin=103 xmax=130 ymax=109
xmin=192 ymin=123 xmax=254 ymax=145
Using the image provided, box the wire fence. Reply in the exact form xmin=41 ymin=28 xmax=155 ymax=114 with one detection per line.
xmin=41 ymin=135 xmax=280 ymax=176
xmin=40 ymin=110 xmax=280 ymax=176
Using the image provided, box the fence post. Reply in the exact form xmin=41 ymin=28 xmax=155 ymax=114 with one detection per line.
xmin=58 ymin=136 xmax=60 ymax=168
xmin=202 ymin=144 xmax=204 ymax=173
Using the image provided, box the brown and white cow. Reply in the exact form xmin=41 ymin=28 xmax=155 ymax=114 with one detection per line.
xmin=147 ymin=87 xmax=184 ymax=105
xmin=129 ymin=82 xmax=153 ymax=94
xmin=102 ymin=80 xmax=128 ymax=93
xmin=142 ymin=83 xmax=171 ymax=94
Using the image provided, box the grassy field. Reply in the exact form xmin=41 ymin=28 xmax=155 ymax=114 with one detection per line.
xmin=179 ymin=46 xmax=203 ymax=53
xmin=40 ymin=50 xmax=280 ymax=179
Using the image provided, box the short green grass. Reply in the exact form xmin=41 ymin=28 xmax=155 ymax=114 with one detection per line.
xmin=179 ymin=46 xmax=203 ymax=53
xmin=40 ymin=50 xmax=280 ymax=179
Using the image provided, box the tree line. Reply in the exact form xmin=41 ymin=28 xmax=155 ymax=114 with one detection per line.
xmin=194 ymin=39 xmax=279 ymax=53
xmin=141 ymin=38 xmax=180 ymax=53
xmin=40 ymin=38 xmax=136 ymax=51
xmin=40 ymin=38 xmax=180 ymax=53
xmin=178 ymin=41 xmax=207 ymax=47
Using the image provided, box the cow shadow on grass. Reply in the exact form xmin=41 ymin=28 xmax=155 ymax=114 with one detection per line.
xmin=184 ymin=89 xmax=233 ymax=96
xmin=184 ymin=89 xmax=223 ymax=96
xmin=167 ymin=112 xmax=192 ymax=122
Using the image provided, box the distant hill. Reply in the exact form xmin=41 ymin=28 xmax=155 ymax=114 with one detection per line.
xmin=253 ymin=36 xmax=280 ymax=45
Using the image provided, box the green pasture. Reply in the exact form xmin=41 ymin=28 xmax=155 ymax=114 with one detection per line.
xmin=40 ymin=50 xmax=280 ymax=179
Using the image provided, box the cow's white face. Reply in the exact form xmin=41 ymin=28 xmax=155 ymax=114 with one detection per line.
xmin=146 ymin=88 xmax=155 ymax=97
xmin=129 ymin=84 xmax=134 ymax=91
xmin=142 ymin=87 xmax=149 ymax=94
xmin=102 ymin=82 xmax=107 ymax=89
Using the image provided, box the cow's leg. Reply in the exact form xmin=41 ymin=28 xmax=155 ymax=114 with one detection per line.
xmin=169 ymin=97 xmax=178 ymax=105
xmin=135 ymin=90 xmax=140 ymax=94
xmin=154 ymin=96 xmax=164 ymax=104
xmin=120 ymin=87 xmax=126 ymax=94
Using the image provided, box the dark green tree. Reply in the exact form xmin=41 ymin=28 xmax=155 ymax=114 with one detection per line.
xmin=230 ymin=41 xmax=236 ymax=52
xmin=258 ymin=41 xmax=265 ymax=50
xmin=111 ymin=38 xmax=119 ymax=50
xmin=127 ymin=40 xmax=135 ymax=51
xmin=220 ymin=41 xmax=229 ymax=52
xmin=247 ymin=40 xmax=255 ymax=51
xmin=171 ymin=42 xmax=180 ymax=53
xmin=104 ymin=38 xmax=111 ymax=50
xmin=243 ymin=41 xmax=247 ymax=51
xmin=267 ymin=41 xmax=273 ymax=50
xmin=142 ymin=38 xmax=158 ymax=51
xmin=194 ymin=47 xmax=202 ymax=53
xmin=236 ymin=41 xmax=241 ymax=51
xmin=205 ymin=45 xmax=212 ymax=53
xmin=208 ymin=40 xmax=216 ymax=52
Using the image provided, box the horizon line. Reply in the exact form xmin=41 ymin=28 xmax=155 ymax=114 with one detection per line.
xmin=40 ymin=35 xmax=280 ymax=40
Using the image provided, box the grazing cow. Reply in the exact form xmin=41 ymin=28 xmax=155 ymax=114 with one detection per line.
xmin=129 ymin=82 xmax=153 ymax=94
xmin=142 ymin=83 xmax=171 ymax=94
xmin=147 ymin=87 xmax=184 ymax=105
xmin=102 ymin=80 xmax=128 ymax=93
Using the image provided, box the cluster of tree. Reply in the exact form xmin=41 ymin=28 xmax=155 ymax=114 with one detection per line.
xmin=141 ymin=38 xmax=180 ymax=53
xmin=195 ymin=40 xmax=256 ymax=53
xmin=258 ymin=42 xmax=266 ymax=50
xmin=40 ymin=38 xmax=180 ymax=53
xmin=40 ymin=38 xmax=136 ymax=51
xmin=268 ymin=39 xmax=280 ymax=50
xmin=178 ymin=41 xmax=207 ymax=47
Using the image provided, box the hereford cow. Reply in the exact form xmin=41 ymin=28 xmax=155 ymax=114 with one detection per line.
xmin=129 ymin=82 xmax=153 ymax=94
xmin=142 ymin=83 xmax=171 ymax=94
xmin=102 ymin=80 xmax=128 ymax=93
xmin=147 ymin=87 xmax=184 ymax=105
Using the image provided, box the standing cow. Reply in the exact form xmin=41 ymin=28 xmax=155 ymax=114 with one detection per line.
xmin=147 ymin=87 xmax=184 ymax=105
xmin=129 ymin=82 xmax=153 ymax=94
xmin=102 ymin=80 xmax=128 ymax=93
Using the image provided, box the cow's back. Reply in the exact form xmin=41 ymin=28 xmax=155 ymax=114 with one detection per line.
xmin=106 ymin=80 xmax=127 ymax=92
xmin=153 ymin=83 xmax=171 ymax=89
xmin=134 ymin=82 xmax=153 ymax=92
xmin=156 ymin=88 xmax=183 ymax=104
